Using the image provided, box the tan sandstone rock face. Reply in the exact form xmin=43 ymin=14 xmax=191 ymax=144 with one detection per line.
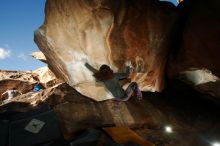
xmin=35 ymin=0 xmax=177 ymax=101
xmin=177 ymin=0 xmax=184 ymax=4
xmin=0 ymin=67 xmax=58 ymax=100
xmin=32 ymin=51 xmax=47 ymax=63
xmin=32 ymin=66 xmax=60 ymax=88
xmin=0 ymin=70 xmax=36 ymax=100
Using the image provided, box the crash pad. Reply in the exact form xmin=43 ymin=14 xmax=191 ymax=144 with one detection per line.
xmin=103 ymin=127 xmax=155 ymax=146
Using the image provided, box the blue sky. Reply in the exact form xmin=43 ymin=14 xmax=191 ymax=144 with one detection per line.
xmin=0 ymin=0 xmax=46 ymax=71
xmin=0 ymin=0 xmax=177 ymax=71
xmin=160 ymin=0 xmax=178 ymax=5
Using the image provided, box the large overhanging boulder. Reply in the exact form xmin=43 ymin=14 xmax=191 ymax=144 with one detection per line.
xmin=34 ymin=0 xmax=177 ymax=101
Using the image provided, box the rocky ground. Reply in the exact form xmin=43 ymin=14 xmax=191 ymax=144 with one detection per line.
xmin=0 ymin=67 xmax=60 ymax=101
xmin=1 ymin=79 xmax=219 ymax=146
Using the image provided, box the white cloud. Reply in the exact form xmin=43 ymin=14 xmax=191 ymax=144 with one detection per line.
xmin=0 ymin=48 xmax=11 ymax=60
xmin=17 ymin=53 xmax=28 ymax=61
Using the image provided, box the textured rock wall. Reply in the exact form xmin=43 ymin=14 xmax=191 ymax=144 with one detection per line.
xmin=0 ymin=68 xmax=58 ymax=100
xmin=0 ymin=70 xmax=35 ymax=99
xmin=35 ymin=0 xmax=177 ymax=101
xmin=0 ymin=80 xmax=35 ymax=100
xmin=33 ymin=66 xmax=60 ymax=88
xmin=168 ymin=0 xmax=220 ymax=98
xmin=169 ymin=0 xmax=220 ymax=77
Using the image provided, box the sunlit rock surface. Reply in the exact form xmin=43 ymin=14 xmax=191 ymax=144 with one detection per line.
xmin=0 ymin=68 xmax=58 ymax=100
xmin=179 ymin=69 xmax=219 ymax=86
xmin=32 ymin=66 xmax=60 ymax=88
xmin=177 ymin=0 xmax=184 ymax=4
xmin=178 ymin=68 xmax=220 ymax=98
xmin=32 ymin=51 xmax=47 ymax=63
xmin=0 ymin=70 xmax=35 ymax=82
xmin=31 ymin=52 xmax=61 ymax=87
xmin=0 ymin=80 xmax=34 ymax=101
xmin=35 ymin=0 xmax=177 ymax=101
xmin=0 ymin=70 xmax=35 ymax=100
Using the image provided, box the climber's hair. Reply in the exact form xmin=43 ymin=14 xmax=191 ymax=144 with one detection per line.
xmin=94 ymin=64 xmax=114 ymax=81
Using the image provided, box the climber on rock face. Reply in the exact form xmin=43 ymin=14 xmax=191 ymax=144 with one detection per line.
xmin=84 ymin=62 xmax=142 ymax=101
